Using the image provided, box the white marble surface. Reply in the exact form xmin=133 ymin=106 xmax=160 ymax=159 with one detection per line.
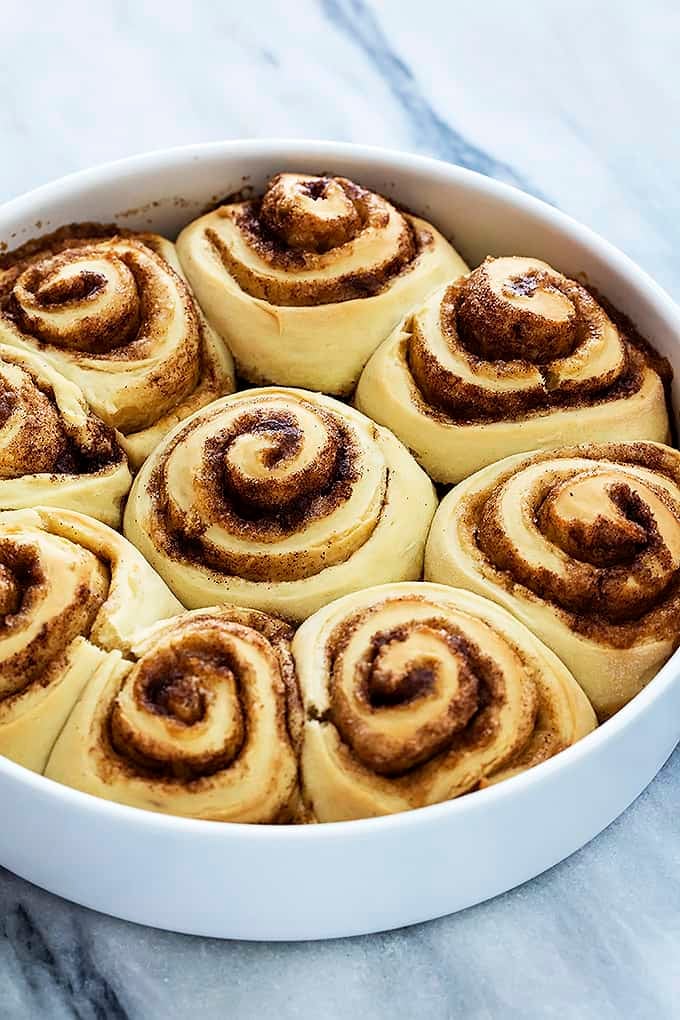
xmin=1 ymin=0 xmax=680 ymax=1016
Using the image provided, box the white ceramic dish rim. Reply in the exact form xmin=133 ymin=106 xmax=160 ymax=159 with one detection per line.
xmin=0 ymin=138 xmax=679 ymax=849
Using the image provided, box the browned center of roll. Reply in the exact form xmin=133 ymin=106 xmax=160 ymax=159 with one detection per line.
xmin=476 ymin=453 xmax=680 ymax=625
xmin=109 ymin=634 xmax=247 ymax=779
xmin=174 ymin=401 xmax=364 ymax=567
xmin=260 ymin=174 xmax=363 ymax=252
xmin=455 ymin=258 xmax=581 ymax=362
xmin=142 ymin=390 xmax=390 ymax=584
xmin=328 ymin=606 xmax=510 ymax=776
xmin=213 ymin=408 xmax=343 ymax=514
xmin=10 ymin=247 xmax=142 ymax=354
xmin=538 ymin=479 xmax=650 ymax=566
xmin=142 ymin=652 xmax=214 ymax=727
xmin=208 ymin=172 xmax=419 ymax=306
xmin=106 ymin=610 xmax=301 ymax=788
xmin=406 ymin=255 xmax=637 ymax=423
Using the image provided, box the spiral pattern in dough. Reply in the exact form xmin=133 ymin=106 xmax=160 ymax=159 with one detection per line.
xmin=177 ymin=172 xmax=467 ymax=395
xmin=0 ymin=344 xmax=131 ymax=526
xmin=0 ymin=226 xmax=235 ymax=467
xmin=356 ymin=256 xmax=669 ymax=481
xmin=0 ymin=507 xmax=181 ymax=771
xmin=293 ymin=582 xmax=595 ymax=821
xmin=124 ymin=387 xmax=437 ymax=621
xmin=425 ymin=442 xmax=680 ymax=717
xmin=45 ymin=606 xmax=303 ymax=822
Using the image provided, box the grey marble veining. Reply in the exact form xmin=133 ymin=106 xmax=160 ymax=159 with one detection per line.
xmin=1 ymin=0 xmax=680 ymax=1016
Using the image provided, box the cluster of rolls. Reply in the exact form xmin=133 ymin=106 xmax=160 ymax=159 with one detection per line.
xmin=0 ymin=169 xmax=677 ymax=823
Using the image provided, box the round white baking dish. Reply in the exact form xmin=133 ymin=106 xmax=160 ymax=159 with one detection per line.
xmin=1 ymin=140 xmax=679 ymax=941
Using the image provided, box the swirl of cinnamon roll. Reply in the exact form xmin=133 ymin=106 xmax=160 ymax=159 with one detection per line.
xmin=0 ymin=507 xmax=181 ymax=771
xmin=425 ymin=442 xmax=680 ymax=718
xmin=176 ymin=172 xmax=467 ymax=395
xmin=124 ymin=388 xmax=437 ymax=621
xmin=0 ymin=344 xmax=131 ymax=526
xmin=356 ymin=256 xmax=670 ymax=482
xmin=0 ymin=225 xmax=235 ymax=467
xmin=45 ymin=606 xmax=303 ymax=822
xmin=293 ymin=582 xmax=595 ymax=821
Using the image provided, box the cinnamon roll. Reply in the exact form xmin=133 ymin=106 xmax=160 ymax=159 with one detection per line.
xmin=356 ymin=256 xmax=670 ymax=482
xmin=293 ymin=582 xmax=596 ymax=821
xmin=176 ymin=172 xmax=467 ymax=395
xmin=0 ymin=344 xmax=131 ymax=526
xmin=425 ymin=442 xmax=680 ymax=718
xmin=45 ymin=606 xmax=302 ymax=822
xmin=124 ymin=387 xmax=438 ymax=621
xmin=0 ymin=225 xmax=235 ymax=467
xmin=0 ymin=507 xmax=181 ymax=772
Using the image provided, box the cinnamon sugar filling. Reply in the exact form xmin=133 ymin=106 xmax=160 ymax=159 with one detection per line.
xmin=0 ymin=535 xmax=108 ymax=696
xmin=109 ymin=644 xmax=247 ymax=780
xmin=104 ymin=612 xmax=300 ymax=786
xmin=406 ymin=257 xmax=661 ymax=423
xmin=0 ymin=226 xmax=210 ymax=433
xmin=322 ymin=601 xmax=517 ymax=778
xmin=0 ymin=364 xmax=123 ymax=477
xmin=470 ymin=443 xmax=680 ymax=644
xmin=146 ymin=398 xmax=386 ymax=583
xmin=206 ymin=172 xmax=424 ymax=306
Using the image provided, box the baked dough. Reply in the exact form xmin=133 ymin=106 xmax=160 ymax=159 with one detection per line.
xmin=177 ymin=172 xmax=467 ymax=395
xmin=356 ymin=256 xmax=669 ymax=481
xmin=425 ymin=441 xmax=680 ymax=717
xmin=0 ymin=343 xmax=130 ymax=526
xmin=293 ymin=582 xmax=595 ymax=821
xmin=0 ymin=506 xmax=181 ymax=771
xmin=124 ymin=387 xmax=438 ymax=621
xmin=0 ymin=226 xmax=235 ymax=467
xmin=45 ymin=605 xmax=303 ymax=822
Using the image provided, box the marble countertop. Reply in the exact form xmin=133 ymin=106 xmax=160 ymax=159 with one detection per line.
xmin=1 ymin=0 xmax=680 ymax=1016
